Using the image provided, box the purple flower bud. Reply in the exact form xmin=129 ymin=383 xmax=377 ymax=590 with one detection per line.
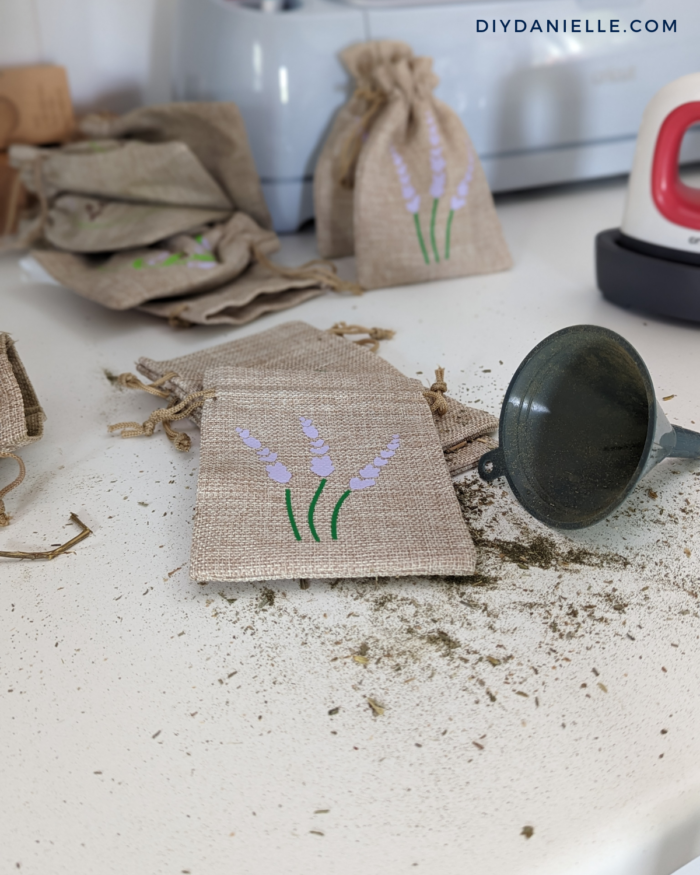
xmin=350 ymin=477 xmax=375 ymax=491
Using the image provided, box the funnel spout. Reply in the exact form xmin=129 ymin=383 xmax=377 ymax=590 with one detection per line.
xmin=670 ymin=426 xmax=700 ymax=460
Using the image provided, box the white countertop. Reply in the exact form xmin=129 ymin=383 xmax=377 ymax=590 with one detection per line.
xmin=2 ymin=175 xmax=700 ymax=875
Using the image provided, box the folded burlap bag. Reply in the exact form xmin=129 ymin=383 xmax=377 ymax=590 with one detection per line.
xmin=314 ymin=40 xmax=512 ymax=289
xmin=29 ymin=212 xmax=278 ymax=310
xmin=11 ymin=139 xmax=233 ymax=252
xmin=0 ymin=333 xmax=45 ymax=525
xmin=80 ymin=103 xmax=272 ymax=231
xmin=9 ymin=102 xmax=271 ymax=252
xmin=113 ymin=321 xmax=497 ymax=471
xmin=191 ymin=367 xmax=476 ymax=582
xmin=139 ymin=263 xmax=324 ymax=327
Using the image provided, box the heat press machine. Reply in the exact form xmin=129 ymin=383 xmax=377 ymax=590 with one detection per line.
xmin=597 ymin=72 xmax=700 ymax=322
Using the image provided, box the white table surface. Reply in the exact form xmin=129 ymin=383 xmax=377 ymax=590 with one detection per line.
xmin=2 ymin=175 xmax=700 ymax=875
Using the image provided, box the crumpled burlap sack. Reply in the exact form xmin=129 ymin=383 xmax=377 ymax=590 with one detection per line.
xmin=115 ymin=321 xmax=497 ymax=472
xmin=80 ymin=103 xmax=272 ymax=231
xmin=9 ymin=102 xmax=271 ymax=252
xmin=314 ymin=40 xmax=512 ymax=290
xmin=191 ymin=366 xmax=476 ymax=582
xmin=138 ymin=262 xmax=325 ymax=328
xmin=0 ymin=332 xmax=46 ymax=525
xmin=30 ymin=212 xmax=278 ymax=310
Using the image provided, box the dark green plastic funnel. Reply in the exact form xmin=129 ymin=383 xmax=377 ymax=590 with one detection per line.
xmin=478 ymin=325 xmax=700 ymax=529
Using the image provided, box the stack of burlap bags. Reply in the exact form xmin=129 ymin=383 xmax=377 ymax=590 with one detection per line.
xmin=111 ymin=321 xmax=499 ymax=582
xmin=7 ymin=104 xmax=356 ymax=327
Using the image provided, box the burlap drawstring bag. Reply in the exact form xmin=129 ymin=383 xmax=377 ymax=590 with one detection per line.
xmin=190 ymin=367 xmax=476 ymax=582
xmin=27 ymin=212 xmax=360 ymax=321
xmin=314 ymin=40 xmax=512 ymax=290
xmin=138 ymin=264 xmax=325 ymax=328
xmin=0 ymin=333 xmax=45 ymax=525
xmin=80 ymin=103 xmax=272 ymax=231
xmin=112 ymin=321 xmax=497 ymax=471
xmin=29 ymin=212 xmax=279 ymax=311
xmin=8 ymin=102 xmax=271 ymax=251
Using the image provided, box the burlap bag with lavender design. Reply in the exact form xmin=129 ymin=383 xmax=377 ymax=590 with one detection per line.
xmin=190 ymin=367 xmax=476 ymax=582
xmin=117 ymin=321 xmax=497 ymax=473
xmin=314 ymin=40 xmax=512 ymax=289
xmin=0 ymin=333 xmax=45 ymax=525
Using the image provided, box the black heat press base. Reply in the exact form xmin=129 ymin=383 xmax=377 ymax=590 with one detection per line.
xmin=596 ymin=228 xmax=700 ymax=323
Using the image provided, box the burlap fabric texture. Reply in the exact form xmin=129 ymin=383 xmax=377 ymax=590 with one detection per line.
xmin=191 ymin=367 xmax=476 ymax=582
xmin=0 ymin=333 xmax=44 ymax=452
xmin=10 ymin=102 xmax=271 ymax=251
xmin=131 ymin=321 xmax=497 ymax=473
xmin=8 ymin=104 xmax=350 ymax=327
xmin=314 ymin=40 xmax=512 ymax=290
xmin=0 ymin=332 xmax=45 ymax=525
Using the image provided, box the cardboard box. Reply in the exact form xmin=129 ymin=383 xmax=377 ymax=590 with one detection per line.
xmin=0 ymin=152 xmax=28 ymax=236
xmin=0 ymin=65 xmax=74 ymax=149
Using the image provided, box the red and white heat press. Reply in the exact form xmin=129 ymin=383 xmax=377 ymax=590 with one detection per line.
xmin=597 ymin=72 xmax=700 ymax=322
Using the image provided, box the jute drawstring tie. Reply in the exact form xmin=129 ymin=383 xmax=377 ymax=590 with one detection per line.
xmin=108 ymin=388 xmax=216 ymax=452
xmin=423 ymin=367 xmax=449 ymax=416
xmin=0 ymin=512 xmax=92 ymax=561
xmin=0 ymin=452 xmax=26 ymax=527
xmin=116 ymin=371 xmax=178 ymax=398
xmin=251 ymin=245 xmax=364 ymax=296
xmin=328 ymin=322 xmax=395 ymax=354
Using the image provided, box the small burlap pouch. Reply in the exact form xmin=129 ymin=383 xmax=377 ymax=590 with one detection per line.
xmin=29 ymin=212 xmax=279 ymax=311
xmin=314 ymin=40 xmax=512 ymax=290
xmin=113 ymin=321 xmax=497 ymax=470
xmin=10 ymin=139 xmax=233 ymax=252
xmin=8 ymin=102 xmax=271 ymax=252
xmin=191 ymin=367 xmax=476 ymax=582
xmin=80 ymin=103 xmax=272 ymax=231
xmin=0 ymin=332 xmax=45 ymax=525
xmin=139 ymin=263 xmax=325 ymax=327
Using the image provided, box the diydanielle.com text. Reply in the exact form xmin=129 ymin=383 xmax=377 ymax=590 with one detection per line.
xmin=476 ymin=19 xmax=677 ymax=34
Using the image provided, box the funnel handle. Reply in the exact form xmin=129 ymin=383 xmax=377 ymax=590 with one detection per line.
xmin=669 ymin=426 xmax=700 ymax=460
xmin=478 ymin=447 xmax=506 ymax=482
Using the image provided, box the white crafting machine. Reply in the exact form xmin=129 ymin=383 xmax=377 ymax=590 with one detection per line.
xmin=173 ymin=0 xmax=700 ymax=232
xmin=597 ymin=72 xmax=700 ymax=322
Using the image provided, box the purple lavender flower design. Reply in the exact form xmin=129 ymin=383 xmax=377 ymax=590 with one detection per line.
xmin=300 ymin=417 xmax=335 ymax=541
xmin=236 ymin=427 xmax=300 ymax=540
xmin=445 ymin=149 xmax=475 ymax=260
xmin=426 ymin=111 xmax=445 ymax=263
xmin=390 ymin=146 xmax=429 ymax=265
xmin=331 ymin=435 xmax=400 ymax=539
xmin=186 ymin=234 xmax=218 ymax=270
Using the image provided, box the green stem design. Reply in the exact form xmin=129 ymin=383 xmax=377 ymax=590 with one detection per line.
xmin=413 ymin=213 xmax=430 ymax=265
xmin=285 ymin=489 xmax=301 ymax=541
xmin=445 ymin=209 xmax=455 ymax=260
xmin=308 ymin=478 xmax=327 ymax=542
xmin=331 ymin=490 xmax=352 ymax=540
xmin=430 ymin=198 xmax=440 ymax=262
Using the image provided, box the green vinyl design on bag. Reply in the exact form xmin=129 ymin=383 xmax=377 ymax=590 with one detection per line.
xmin=390 ymin=122 xmax=475 ymax=264
xmin=238 ymin=421 xmax=400 ymax=541
xmin=390 ymin=145 xmax=429 ymax=264
xmin=426 ymin=112 xmax=445 ymax=263
xmin=132 ymin=237 xmax=218 ymax=271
